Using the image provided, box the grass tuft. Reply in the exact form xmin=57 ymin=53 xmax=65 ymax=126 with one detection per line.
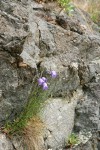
xmin=66 ymin=133 xmax=79 ymax=148
xmin=23 ymin=117 xmax=44 ymax=150
xmin=58 ymin=0 xmax=74 ymax=14
xmin=5 ymin=82 xmax=49 ymax=134
xmin=72 ymin=0 xmax=100 ymax=24
xmin=5 ymin=72 xmax=58 ymax=135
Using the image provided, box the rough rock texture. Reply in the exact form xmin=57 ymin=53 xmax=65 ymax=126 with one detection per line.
xmin=40 ymin=90 xmax=82 ymax=150
xmin=0 ymin=0 xmax=100 ymax=149
xmin=0 ymin=133 xmax=13 ymax=150
xmin=0 ymin=0 xmax=35 ymax=125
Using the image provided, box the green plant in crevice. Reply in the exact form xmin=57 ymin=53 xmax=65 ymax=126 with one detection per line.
xmin=91 ymin=12 xmax=100 ymax=24
xmin=67 ymin=133 xmax=79 ymax=148
xmin=5 ymin=71 xmax=58 ymax=134
xmin=58 ymin=0 xmax=74 ymax=15
xmin=72 ymin=0 xmax=100 ymax=25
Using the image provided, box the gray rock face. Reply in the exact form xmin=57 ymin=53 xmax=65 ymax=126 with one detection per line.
xmin=0 ymin=133 xmax=13 ymax=150
xmin=40 ymin=92 xmax=81 ymax=150
xmin=0 ymin=0 xmax=35 ymax=125
xmin=0 ymin=0 xmax=100 ymax=149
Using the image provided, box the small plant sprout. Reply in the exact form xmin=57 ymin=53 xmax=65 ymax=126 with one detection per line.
xmin=67 ymin=133 xmax=79 ymax=148
xmin=58 ymin=0 xmax=74 ymax=15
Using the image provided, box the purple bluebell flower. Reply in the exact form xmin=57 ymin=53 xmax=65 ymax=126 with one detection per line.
xmin=38 ymin=78 xmax=45 ymax=86
xmin=42 ymin=82 xmax=48 ymax=90
xmin=41 ymin=77 xmax=47 ymax=82
xmin=50 ymin=71 xmax=57 ymax=78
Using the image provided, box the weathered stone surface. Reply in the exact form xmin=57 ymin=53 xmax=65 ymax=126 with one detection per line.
xmin=0 ymin=0 xmax=35 ymax=125
xmin=0 ymin=133 xmax=13 ymax=150
xmin=39 ymin=90 xmax=82 ymax=150
xmin=0 ymin=0 xmax=28 ymax=54
xmin=0 ymin=0 xmax=100 ymax=149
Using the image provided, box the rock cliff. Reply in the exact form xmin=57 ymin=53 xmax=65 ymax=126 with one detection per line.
xmin=0 ymin=0 xmax=100 ymax=149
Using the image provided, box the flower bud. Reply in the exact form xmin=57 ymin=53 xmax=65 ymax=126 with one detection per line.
xmin=42 ymin=82 xmax=48 ymax=90
xmin=50 ymin=71 xmax=57 ymax=78
xmin=38 ymin=78 xmax=44 ymax=86
xmin=41 ymin=77 xmax=47 ymax=82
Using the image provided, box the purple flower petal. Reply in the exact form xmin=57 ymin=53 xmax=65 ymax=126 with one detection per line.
xmin=41 ymin=77 xmax=47 ymax=82
xmin=38 ymin=78 xmax=45 ymax=86
xmin=50 ymin=71 xmax=57 ymax=78
xmin=43 ymin=82 xmax=48 ymax=90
